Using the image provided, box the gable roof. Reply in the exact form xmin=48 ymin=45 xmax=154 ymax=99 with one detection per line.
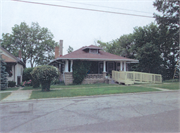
xmin=0 ymin=46 xmax=25 ymax=66
xmin=49 ymin=45 xmax=138 ymax=64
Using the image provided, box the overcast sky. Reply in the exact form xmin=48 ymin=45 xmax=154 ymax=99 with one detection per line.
xmin=1 ymin=0 xmax=158 ymax=57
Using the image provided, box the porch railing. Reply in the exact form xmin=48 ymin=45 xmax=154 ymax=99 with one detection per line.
xmin=112 ymin=71 xmax=162 ymax=85
xmin=85 ymin=74 xmax=103 ymax=79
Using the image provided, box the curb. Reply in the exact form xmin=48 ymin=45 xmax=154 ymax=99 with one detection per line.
xmin=0 ymin=90 xmax=179 ymax=104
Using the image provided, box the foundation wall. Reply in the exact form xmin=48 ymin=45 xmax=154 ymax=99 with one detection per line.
xmin=63 ymin=72 xmax=107 ymax=85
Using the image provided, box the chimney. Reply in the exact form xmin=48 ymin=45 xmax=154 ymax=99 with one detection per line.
xmin=59 ymin=40 xmax=63 ymax=56
xmin=19 ymin=50 xmax=22 ymax=59
xmin=55 ymin=46 xmax=59 ymax=59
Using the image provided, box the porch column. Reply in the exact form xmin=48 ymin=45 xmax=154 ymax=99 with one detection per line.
xmin=70 ymin=60 xmax=73 ymax=72
xmin=65 ymin=60 xmax=69 ymax=72
xmin=120 ymin=61 xmax=122 ymax=71
xmin=103 ymin=61 xmax=106 ymax=72
xmin=124 ymin=61 xmax=126 ymax=71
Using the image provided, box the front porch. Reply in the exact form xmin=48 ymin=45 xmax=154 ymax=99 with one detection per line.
xmin=51 ymin=60 xmax=129 ymax=85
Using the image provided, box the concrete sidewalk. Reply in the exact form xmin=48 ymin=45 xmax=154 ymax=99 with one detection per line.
xmin=2 ymin=87 xmax=32 ymax=102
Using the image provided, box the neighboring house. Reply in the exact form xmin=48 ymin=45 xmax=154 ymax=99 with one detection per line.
xmin=49 ymin=40 xmax=139 ymax=85
xmin=0 ymin=46 xmax=25 ymax=85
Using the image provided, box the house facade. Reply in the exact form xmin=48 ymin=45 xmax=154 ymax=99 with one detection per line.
xmin=0 ymin=46 xmax=25 ymax=85
xmin=49 ymin=40 xmax=139 ymax=85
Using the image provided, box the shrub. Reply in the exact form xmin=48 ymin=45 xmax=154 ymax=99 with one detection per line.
xmin=1 ymin=56 xmax=8 ymax=90
xmin=31 ymin=65 xmax=60 ymax=91
xmin=72 ymin=61 xmax=91 ymax=84
xmin=23 ymin=68 xmax=34 ymax=81
xmin=23 ymin=67 xmax=40 ymax=88
xmin=8 ymin=81 xmax=16 ymax=87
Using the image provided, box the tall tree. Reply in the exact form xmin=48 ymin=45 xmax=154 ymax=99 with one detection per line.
xmin=1 ymin=22 xmax=58 ymax=68
xmin=153 ymin=0 xmax=179 ymax=79
xmin=67 ymin=46 xmax=74 ymax=53
xmin=97 ymin=23 xmax=162 ymax=74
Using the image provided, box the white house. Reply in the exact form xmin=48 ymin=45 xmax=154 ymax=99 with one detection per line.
xmin=0 ymin=46 xmax=25 ymax=85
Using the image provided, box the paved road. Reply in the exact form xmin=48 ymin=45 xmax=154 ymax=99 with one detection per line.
xmin=0 ymin=91 xmax=179 ymax=133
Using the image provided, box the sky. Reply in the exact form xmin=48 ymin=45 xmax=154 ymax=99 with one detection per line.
xmin=1 ymin=0 xmax=159 ymax=66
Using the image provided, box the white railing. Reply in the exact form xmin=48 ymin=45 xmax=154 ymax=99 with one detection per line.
xmin=112 ymin=71 xmax=162 ymax=84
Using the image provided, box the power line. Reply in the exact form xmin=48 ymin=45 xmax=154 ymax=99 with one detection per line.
xmin=12 ymin=0 xmax=154 ymax=18
xmin=58 ymin=0 xmax=153 ymax=14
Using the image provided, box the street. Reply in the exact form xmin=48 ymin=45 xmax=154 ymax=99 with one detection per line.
xmin=0 ymin=91 xmax=180 ymax=133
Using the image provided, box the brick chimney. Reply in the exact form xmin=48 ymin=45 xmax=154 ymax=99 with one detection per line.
xmin=55 ymin=46 xmax=59 ymax=59
xmin=19 ymin=50 xmax=22 ymax=59
xmin=59 ymin=40 xmax=63 ymax=56
xmin=55 ymin=40 xmax=63 ymax=58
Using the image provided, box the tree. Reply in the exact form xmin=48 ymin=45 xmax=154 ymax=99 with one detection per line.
xmin=97 ymin=23 xmax=162 ymax=74
xmin=67 ymin=46 xmax=74 ymax=53
xmin=0 ymin=54 xmax=8 ymax=90
xmin=1 ymin=22 xmax=58 ymax=68
xmin=153 ymin=0 xmax=179 ymax=79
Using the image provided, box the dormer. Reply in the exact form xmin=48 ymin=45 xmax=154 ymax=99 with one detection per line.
xmin=82 ymin=45 xmax=102 ymax=54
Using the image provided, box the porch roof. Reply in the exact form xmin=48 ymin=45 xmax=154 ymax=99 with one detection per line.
xmin=49 ymin=45 xmax=138 ymax=64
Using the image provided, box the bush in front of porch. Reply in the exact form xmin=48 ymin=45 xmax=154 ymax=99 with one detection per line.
xmin=72 ymin=61 xmax=91 ymax=84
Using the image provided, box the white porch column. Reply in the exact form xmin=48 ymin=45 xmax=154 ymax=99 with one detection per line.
xmin=70 ymin=60 xmax=73 ymax=72
xmin=120 ymin=61 xmax=122 ymax=71
xmin=65 ymin=60 xmax=69 ymax=72
xmin=103 ymin=61 xmax=106 ymax=72
xmin=124 ymin=61 xmax=126 ymax=71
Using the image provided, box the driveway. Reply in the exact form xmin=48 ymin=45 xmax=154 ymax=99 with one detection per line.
xmin=0 ymin=91 xmax=179 ymax=133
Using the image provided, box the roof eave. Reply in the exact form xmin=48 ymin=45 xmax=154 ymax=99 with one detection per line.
xmin=48 ymin=58 xmax=139 ymax=64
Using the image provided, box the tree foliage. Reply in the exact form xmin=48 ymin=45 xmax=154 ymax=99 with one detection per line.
xmin=72 ymin=61 xmax=91 ymax=84
xmin=67 ymin=46 xmax=74 ymax=53
xmin=98 ymin=23 xmax=162 ymax=74
xmin=0 ymin=54 xmax=8 ymax=90
xmin=97 ymin=1 xmax=179 ymax=80
xmin=1 ymin=22 xmax=58 ymax=68
xmin=153 ymin=0 xmax=179 ymax=79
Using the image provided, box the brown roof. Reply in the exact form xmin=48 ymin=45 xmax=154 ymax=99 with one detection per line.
xmin=50 ymin=45 xmax=138 ymax=63
xmin=2 ymin=54 xmax=16 ymax=62
xmin=0 ymin=46 xmax=25 ymax=66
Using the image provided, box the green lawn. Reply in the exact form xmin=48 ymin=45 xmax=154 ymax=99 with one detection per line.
xmin=140 ymin=82 xmax=179 ymax=90
xmin=152 ymin=82 xmax=179 ymax=90
xmin=1 ymin=87 xmax=19 ymax=91
xmin=23 ymin=86 xmax=41 ymax=90
xmin=30 ymin=86 xmax=159 ymax=99
xmin=0 ymin=92 xmax=11 ymax=100
xmin=23 ymin=83 xmax=119 ymax=90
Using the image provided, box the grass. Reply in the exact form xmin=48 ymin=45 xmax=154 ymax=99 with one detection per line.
xmin=23 ymin=86 xmax=41 ymax=90
xmin=137 ymin=81 xmax=179 ymax=90
xmin=1 ymin=87 xmax=19 ymax=91
xmin=152 ymin=82 xmax=179 ymax=90
xmin=30 ymin=86 xmax=159 ymax=99
xmin=0 ymin=92 xmax=11 ymax=101
xmin=23 ymin=83 xmax=119 ymax=90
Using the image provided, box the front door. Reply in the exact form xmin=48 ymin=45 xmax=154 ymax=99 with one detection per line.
xmin=107 ymin=62 xmax=114 ymax=77
xmin=17 ymin=76 xmax=21 ymax=85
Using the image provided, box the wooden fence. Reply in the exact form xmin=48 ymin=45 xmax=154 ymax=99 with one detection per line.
xmin=112 ymin=71 xmax=162 ymax=85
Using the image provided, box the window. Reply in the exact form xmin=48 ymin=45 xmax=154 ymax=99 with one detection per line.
xmin=6 ymin=65 xmax=12 ymax=77
xmin=89 ymin=49 xmax=98 ymax=54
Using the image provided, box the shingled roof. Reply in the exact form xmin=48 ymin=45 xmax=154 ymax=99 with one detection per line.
xmin=0 ymin=46 xmax=25 ymax=66
xmin=50 ymin=45 xmax=138 ymax=64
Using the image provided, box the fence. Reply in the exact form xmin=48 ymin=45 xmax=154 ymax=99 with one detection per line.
xmin=112 ymin=71 xmax=162 ymax=85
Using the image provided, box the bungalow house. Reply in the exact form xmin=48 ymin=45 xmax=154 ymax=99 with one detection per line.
xmin=0 ymin=46 xmax=25 ymax=85
xmin=48 ymin=40 xmax=139 ymax=85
